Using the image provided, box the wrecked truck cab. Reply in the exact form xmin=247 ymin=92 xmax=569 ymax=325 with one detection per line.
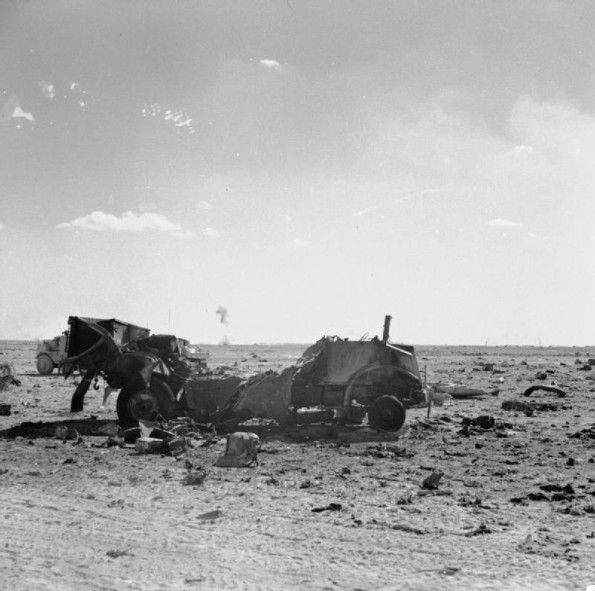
xmin=65 ymin=317 xmax=179 ymax=427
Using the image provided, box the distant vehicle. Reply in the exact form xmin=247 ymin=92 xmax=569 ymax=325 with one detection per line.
xmin=35 ymin=334 xmax=70 ymax=375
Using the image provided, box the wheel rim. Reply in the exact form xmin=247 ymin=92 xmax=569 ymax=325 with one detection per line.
xmin=128 ymin=389 xmax=160 ymax=422
xmin=346 ymin=364 xmax=415 ymax=406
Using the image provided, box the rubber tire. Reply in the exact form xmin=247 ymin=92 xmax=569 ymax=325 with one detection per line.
xmin=367 ymin=395 xmax=406 ymax=432
xmin=36 ymin=354 xmax=55 ymax=375
xmin=116 ymin=377 xmax=176 ymax=429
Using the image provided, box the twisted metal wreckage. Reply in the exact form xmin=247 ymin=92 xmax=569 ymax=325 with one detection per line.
xmin=65 ymin=315 xmax=426 ymax=432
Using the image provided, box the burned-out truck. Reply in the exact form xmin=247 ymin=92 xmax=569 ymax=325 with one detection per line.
xmin=65 ymin=314 xmax=424 ymax=432
xmin=220 ymin=315 xmax=425 ymax=432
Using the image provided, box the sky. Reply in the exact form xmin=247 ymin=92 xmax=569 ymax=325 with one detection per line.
xmin=1 ymin=0 xmax=594 ymax=346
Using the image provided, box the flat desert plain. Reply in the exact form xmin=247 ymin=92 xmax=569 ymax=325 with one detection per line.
xmin=1 ymin=341 xmax=595 ymax=591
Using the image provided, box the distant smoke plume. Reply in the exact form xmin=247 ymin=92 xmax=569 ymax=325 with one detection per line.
xmin=216 ymin=306 xmax=229 ymax=326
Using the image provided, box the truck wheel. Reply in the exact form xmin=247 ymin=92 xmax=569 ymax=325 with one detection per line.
xmin=36 ymin=354 xmax=55 ymax=375
xmin=116 ymin=377 xmax=176 ymax=429
xmin=367 ymin=395 xmax=406 ymax=432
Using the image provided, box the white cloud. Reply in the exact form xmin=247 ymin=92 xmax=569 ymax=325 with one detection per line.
xmin=513 ymin=144 xmax=534 ymax=155
xmin=352 ymin=207 xmax=378 ymax=217
xmin=0 ymin=222 xmax=4 ymax=230
xmin=12 ymin=106 xmax=34 ymax=121
xmin=56 ymin=211 xmax=194 ymax=238
xmin=204 ymin=227 xmax=220 ymax=238
xmin=142 ymin=102 xmax=195 ymax=134
xmin=290 ymin=238 xmax=310 ymax=248
xmin=259 ymin=59 xmax=282 ymax=71
xmin=39 ymin=81 xmax=55 ymax=100
xmin=486 ymin=218 xmax=523 ymax=228
xmin=198 ymin=201 xmax=212 ymax=210
xmin=73 ymin=84 xmax=90 ymax=110
xmin=175 ymin=118 xmax=193 ymax=129
xmin=527 ymin=232 xmax=548 ymax=240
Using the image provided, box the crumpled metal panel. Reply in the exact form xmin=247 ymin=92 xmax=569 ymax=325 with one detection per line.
xmin=232 ymin=366 xmax=299 ymax=423
xmin=184 ymin=375 xmax=243 ymax=413
xmin=322 ymin=340 xmax=391 ymax=385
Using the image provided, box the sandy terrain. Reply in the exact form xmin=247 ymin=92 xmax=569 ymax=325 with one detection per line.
xmin=1 ymin=341 xmax=595 ymax=591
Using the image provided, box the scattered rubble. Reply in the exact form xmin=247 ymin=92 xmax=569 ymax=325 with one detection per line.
xmin=214 ymin=432 xmax=260 ymax=467
xmin=183 ymin=470 xmax=207 ymax=486
xmin=421 ymin=470 xmax=444 ymax=490
xmin=0 ymin=418 xmax=121 ymax=439
xmin=568 ymin=425 xmax=595 ymax=440
xmin=516 ymin=532 xmax=581 ymax=562
xmin=106 ymin=549 xmax=131 ymax=559
xmin=461 ymin=415 xmax=495 ymax=429
xmin=197 ymin=509 xmax=223 ymax=521
xmin=523 ymin=384 xmax=567 ymax=397
xmin=427 ymin=383 xmax=491 ymax=399
xmin=511 ymin=483 xmax=577 ymax=504
xmin=0 ymin=363 xmax=21 ymax=388
xmin=55 ymin=426 xmax=79 ymax=440
xmin=312 ymin=503 xmax=342 ymax=513
xmin=363 ymin=443 xmax=410 ymax=459
xmin=135 ymin=437 xmax=166 ymax=454
xmin=465 ymin=523 xmax=492 ymax=537
xmin=501 ymin=400 xmax=562 ymax=414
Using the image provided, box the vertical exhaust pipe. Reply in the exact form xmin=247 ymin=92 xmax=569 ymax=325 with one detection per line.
xmin=382 ymin=315 xmax=392 ymax=342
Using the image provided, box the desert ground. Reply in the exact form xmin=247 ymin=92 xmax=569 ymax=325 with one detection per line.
xmin=1 ymin=340 xmax=595 ymax=591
